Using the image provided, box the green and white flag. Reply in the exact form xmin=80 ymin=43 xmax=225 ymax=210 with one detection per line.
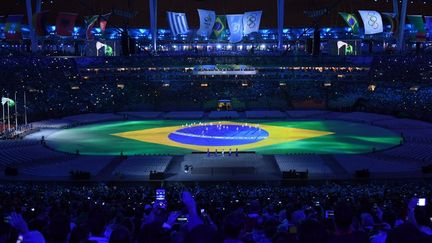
xmin=1 ymin=97 xmax=15 ymax=107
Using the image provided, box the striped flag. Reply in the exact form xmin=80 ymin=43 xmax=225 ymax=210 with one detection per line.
xmin=167 ymin=11 xmax=189 ymax=36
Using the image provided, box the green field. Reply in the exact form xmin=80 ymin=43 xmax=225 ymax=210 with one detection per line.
xmin=46 ymin=120 xmax=401 ymax=156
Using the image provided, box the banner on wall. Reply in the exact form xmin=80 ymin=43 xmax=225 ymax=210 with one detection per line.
xmin=358 ymin=10 xmax=383 ymax=35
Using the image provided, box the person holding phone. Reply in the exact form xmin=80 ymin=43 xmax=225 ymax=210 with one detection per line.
xmin=4 ymin=212 xmax=46 ymax=243
xmin=386 ymin=198 xmax=432 ymax=242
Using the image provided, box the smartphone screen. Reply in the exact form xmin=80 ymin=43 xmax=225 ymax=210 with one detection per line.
xmin=417 ymin=198 xmax=426 ymax=207
xmin=156 ymin=189 xmax=166 ymax=208
xmin=176 ymin=216 xmax=188 ymax=222
xmin=325 ymin=210 xmax=334 ymax=219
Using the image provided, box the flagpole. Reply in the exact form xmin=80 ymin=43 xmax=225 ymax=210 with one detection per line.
xmin=14 ymin=92 xmax=18 ymax=129
xmin=7 ymin=102 xmax=10 ymax=130
xmin=24 ymin=91 xmax=27 ymax=125
xmin=2 ymin=103 xmax=4 ymax=132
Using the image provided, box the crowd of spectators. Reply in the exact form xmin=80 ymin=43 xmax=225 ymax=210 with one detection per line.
xmin=1 ymin=181 xmax=432 ymax=243
xmin=0 ymin=54 xmax=431 ymax=122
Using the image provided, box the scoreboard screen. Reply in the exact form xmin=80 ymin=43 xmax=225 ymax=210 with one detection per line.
xmin=329 ymin=40 xmax=360 ymax=56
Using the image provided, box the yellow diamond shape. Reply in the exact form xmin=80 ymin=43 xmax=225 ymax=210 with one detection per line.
xmin=112 ymin=121 xmax=333 ymax=152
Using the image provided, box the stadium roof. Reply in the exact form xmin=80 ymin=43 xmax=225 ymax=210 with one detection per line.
xmin=1 ymin=0 xmax=432 ymax=28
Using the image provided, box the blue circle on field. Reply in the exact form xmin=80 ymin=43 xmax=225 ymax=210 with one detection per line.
xmin=168 ymin=124 xmax=269 ymax=146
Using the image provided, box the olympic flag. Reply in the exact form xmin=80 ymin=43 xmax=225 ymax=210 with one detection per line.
xmin=197 ymin=9 xmax=216 ymax=37
xmin=227 ymin=14 xmax=244 ymax=43
xmin=243 ymin=11 xmax=262 ymax=35
xmin=358 ymin=10 xmax=383 ymax=35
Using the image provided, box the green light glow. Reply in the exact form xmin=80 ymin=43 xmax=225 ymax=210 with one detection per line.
xmin=46 ymin=120 xmax=401 ymax=156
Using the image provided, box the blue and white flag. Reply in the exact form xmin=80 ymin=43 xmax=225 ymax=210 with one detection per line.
xmin=197 ymin=9 xmax=216 ymax=37
xmin=243 ymin=11 xmax=262 ymax=35
xmin=167 ymin=11 xmax=189 ymax=35
xmin=358 ymin=10 xmax=383 ymax=35
xmin=227 ymin=14 xmax=244 ymax=43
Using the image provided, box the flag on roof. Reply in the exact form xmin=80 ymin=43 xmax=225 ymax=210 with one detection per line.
xmin=167 ymin=11 xmax=189 ymax=36
xmin=5 ymin=15 xmax=24 ymax=40
xmin=99 ymin=13 xmax=112 ymax=32
xmin=382 ymin=12 xmax=399 ymax=35
xmin=339 ymin=12 xmax=360 ymax=35
xmin=408 ymin=15 xmax=426 ymax=42
xmin=56 ymin=12 xmax=78 ymax=36
xmin=212 ymin=15 xmax=227 ymax=39
xmin=33 ymin=11 xmax=49 ymax=36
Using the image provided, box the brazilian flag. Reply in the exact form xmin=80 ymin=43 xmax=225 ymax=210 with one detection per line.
xmin=339 ymin=12 xmax=360 ymax=35
xmin=407 ymin=15 xmax=426 ymax=42
xmin=212 ymin=15 xmax=227 ymax=40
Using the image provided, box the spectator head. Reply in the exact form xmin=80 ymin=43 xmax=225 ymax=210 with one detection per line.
xmin=414 ymin=205 xmax=432 ymax=228
xmin=334 ymin=202 xmax=354 ymax=231
xmin=223 ymin=211 xmax=245 ymax=240
xmin=109 ymin=225 xmax=131 ymax=243
xmin=291 ymin=210 xmax=306 ymax=225
xmin=183 ymin=224 xmax=218 ymax=243
xmin=87 ymin=207 xmax=108 ymax=236
xmin=360 ymin=213 xmax=374 ymax=230
xmin=137 ymin=222 xmax=170 ymax=243
xmin=298 ymin=219 xmax=326 ymax=243
xmin=387 ymin=223 xmax=426 ymax=243
xmin=48 ymin=212 xmax=70 ymax=242
xmin=69 ymin=225 xmax=90 ymax=243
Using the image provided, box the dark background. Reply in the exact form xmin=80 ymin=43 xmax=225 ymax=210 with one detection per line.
xmin=1 ymin=0 xmax=432 ymax=28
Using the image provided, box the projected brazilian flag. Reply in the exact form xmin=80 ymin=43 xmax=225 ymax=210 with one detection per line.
xmin=47 ymin=120 xmax=401 ymax=156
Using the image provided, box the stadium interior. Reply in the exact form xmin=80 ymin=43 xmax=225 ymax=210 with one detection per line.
xmin=1 ymin=0 xmax=432 ymax=242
